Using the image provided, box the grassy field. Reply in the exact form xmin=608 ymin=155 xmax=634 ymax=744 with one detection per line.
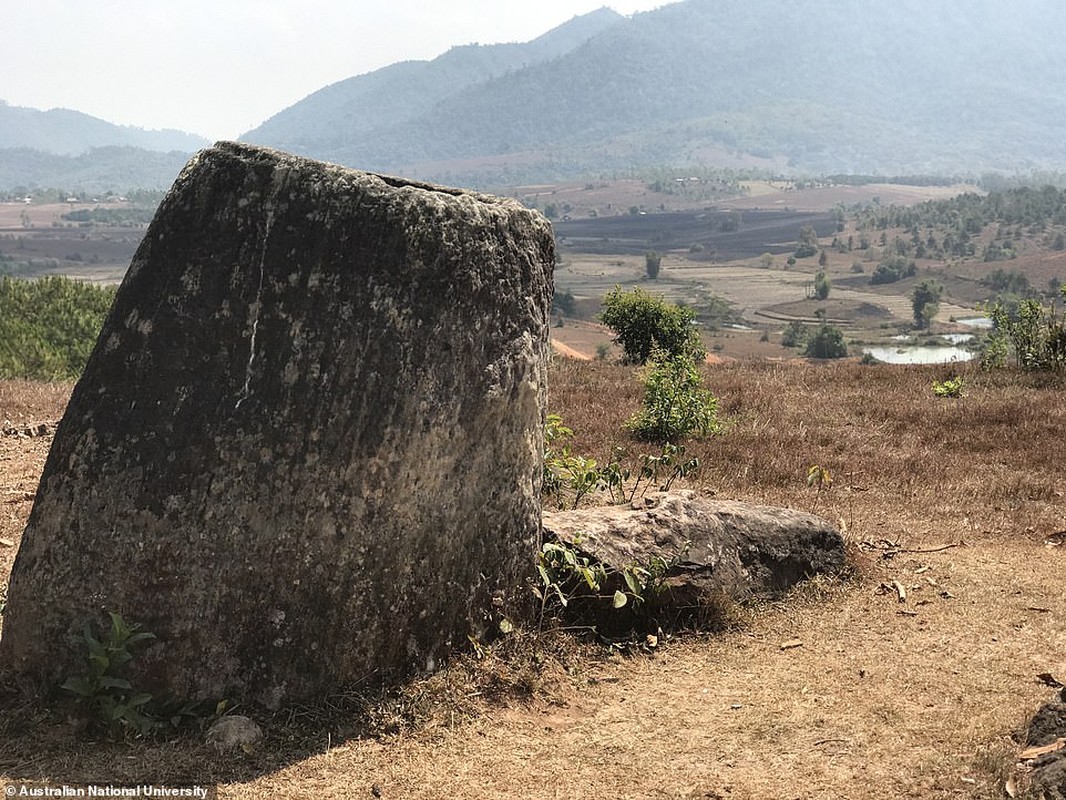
xmin=1 ymin=358 xmax=1063 ymax=798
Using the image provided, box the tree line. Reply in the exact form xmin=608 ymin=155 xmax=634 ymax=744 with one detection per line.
xmin=0 ymin=276 xmax=116 ymax=380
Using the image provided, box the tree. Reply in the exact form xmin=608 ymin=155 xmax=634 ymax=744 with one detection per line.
xmin=645 ymin=250 xmax=662 ymax=280
xmin=795 ymin=225 xmax=819 ymax=258
xmin=600 ymin=287 xmax=704 ymax=365
xmin=814 ymin=270 xmax=831 ymax=300
xmin=805 ymin=324 xmax=848 ymax=359
xmin=551 ymin=288 xmax=575 ymax=316
xmin=0 ymin=276 xmax=117 ymax=380
xmin=911 ymin=279 xmax=943 ymax=328
xmin=870 ymin=256 xmax=917 ymax=285
xmin=984 ymin=290 xmax=1066 ymax=371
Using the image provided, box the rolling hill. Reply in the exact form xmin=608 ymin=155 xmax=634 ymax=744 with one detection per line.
xmin=0 ymin=101 xmax=208 ymax=156
xmin=242 ymin=0 xmax=1066 ymax=185
xmin=0 ymin=101 xmax=209 ymax=192
xmin=5 ymin=0 xmax=1066 ymax=191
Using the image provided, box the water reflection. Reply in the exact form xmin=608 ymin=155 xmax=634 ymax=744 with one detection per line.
xmin=863 ymin=345 xmax=975 ymax=364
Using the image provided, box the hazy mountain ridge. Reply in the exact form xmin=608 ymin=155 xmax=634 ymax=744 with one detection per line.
xmin=0 ymin=101 xmax=209 ymax=156
xmin=4 ymin=0 xmax=1066 ymax=190
xmin=243 ymin=0 xmax=1066 ymax=183
xmin=0 ymin=147 xmax=193 ymax=193
xmin=244 ymin=8 xmax=625 ymax=157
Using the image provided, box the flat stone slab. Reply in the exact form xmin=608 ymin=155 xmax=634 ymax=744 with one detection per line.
xmin=542 ymin=491 xmax=846 ymax=602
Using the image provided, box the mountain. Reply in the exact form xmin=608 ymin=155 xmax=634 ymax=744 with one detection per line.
xmin=0 ymin=147 xmax=195 ymax=193
xmin=245 ymin=8 xmax=625 ymax=158
xmin=0 ymin=101 xmax=208 ymax=191
xmin=241 ymin=0 xmax=1066 ymax=184
xmin=0 ymin=101 xmax=209 ymax=156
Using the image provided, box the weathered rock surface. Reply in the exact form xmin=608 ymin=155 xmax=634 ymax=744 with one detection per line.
xmin=0 ymin=142 xmax=553 ymax=707
xmin=1027 ymin=702 xmax=1066 ymax=799
xmin=542 ymin=491 xmax=846 ymax=602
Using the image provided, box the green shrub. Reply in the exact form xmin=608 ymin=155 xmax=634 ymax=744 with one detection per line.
xmin=61 ymin=613 xmax=157 ymax=739
xmin=600 ymin=286 xmax=705 ymax=365
xmin=781 ymin=320 xmax=808 ymax=348
xmin=627 ymin=353 xmax=720 ymax=442
xmin=983 ymin=290 xmax=1066 ymax=371
xmin=870 ymin=256 xmax=917 ymax=285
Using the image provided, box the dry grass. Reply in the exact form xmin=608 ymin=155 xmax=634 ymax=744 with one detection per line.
xmin=2 ymin=361 xmax=1065 ymax=799
xmin=551 ymin=357 xmax=1066 ymax=547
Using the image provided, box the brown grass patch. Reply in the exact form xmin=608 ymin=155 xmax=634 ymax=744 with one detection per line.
xmin=2 ymin=362 xmax=1064 ymax=799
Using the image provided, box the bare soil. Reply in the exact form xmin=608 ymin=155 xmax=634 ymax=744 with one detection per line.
xmin=1 ymin=361 xmax=1063 ymax=799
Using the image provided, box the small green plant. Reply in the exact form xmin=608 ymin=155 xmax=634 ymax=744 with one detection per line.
xmin=618 ymin=552 xmax=684 ymax=610
xmin=543 ymin=414 xmax=627 ymax=509
xmin=807 ymin=465 xmax=833 ymax=491
xmin=932 ymin=375 xmax=964 ymax=398
xmin=543 ymin=417 xmax=700 ymax=507
xmin=531 ymin=539 xmax=689 ymax=629
xmin=61 ymin=612 xmax=157 ymax=739
xmin=627 ymin=352 xmax=720 ymax=442
xmin=626 ymin=443 xmax=701 ymax=502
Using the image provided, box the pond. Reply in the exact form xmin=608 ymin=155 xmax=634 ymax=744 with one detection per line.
xmin=862 ymin=345 xmax=975 ymax=365
xmin=957 ymin=316 xmax=993 ymax=329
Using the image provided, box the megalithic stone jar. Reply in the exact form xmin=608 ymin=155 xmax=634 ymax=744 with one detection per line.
xmin=0 ymin=142 xmax=554 ymax=708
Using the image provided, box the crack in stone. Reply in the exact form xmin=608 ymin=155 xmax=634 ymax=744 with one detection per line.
xmin=236 ymin=208 xmax=274 ymax=409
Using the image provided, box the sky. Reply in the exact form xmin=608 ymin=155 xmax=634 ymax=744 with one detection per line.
xmin=2 ymin=1 xmax=673 ymax=141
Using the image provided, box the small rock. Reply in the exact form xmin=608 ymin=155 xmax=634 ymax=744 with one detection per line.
xmin=206 ymin=715 xmax=263 ymax=752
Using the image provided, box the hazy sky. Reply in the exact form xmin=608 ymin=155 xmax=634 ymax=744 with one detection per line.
xmin=3 ymin=1 xmax=673 ymax=141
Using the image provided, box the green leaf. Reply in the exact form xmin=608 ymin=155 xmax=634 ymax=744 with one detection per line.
xmin=498 ymin=618 xmax=514 ymax=634
xmin=61 ymin=677 xmax=95 ymax=697
xmin=98 ymin=676 xmax=133 ymax=691
xmin=612 ymin=591 xmax=629 ymax=609
xmin=108 ymin=612 xmax=130 ymax=642
xmin=536 ymin=565 xmax=551 ymax=588
xmin=623 ymin=570 xmax=642 ymax=597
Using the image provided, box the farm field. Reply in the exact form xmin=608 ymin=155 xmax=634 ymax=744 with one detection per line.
xmin=0 ymin=201 xmax=144 ymax=284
